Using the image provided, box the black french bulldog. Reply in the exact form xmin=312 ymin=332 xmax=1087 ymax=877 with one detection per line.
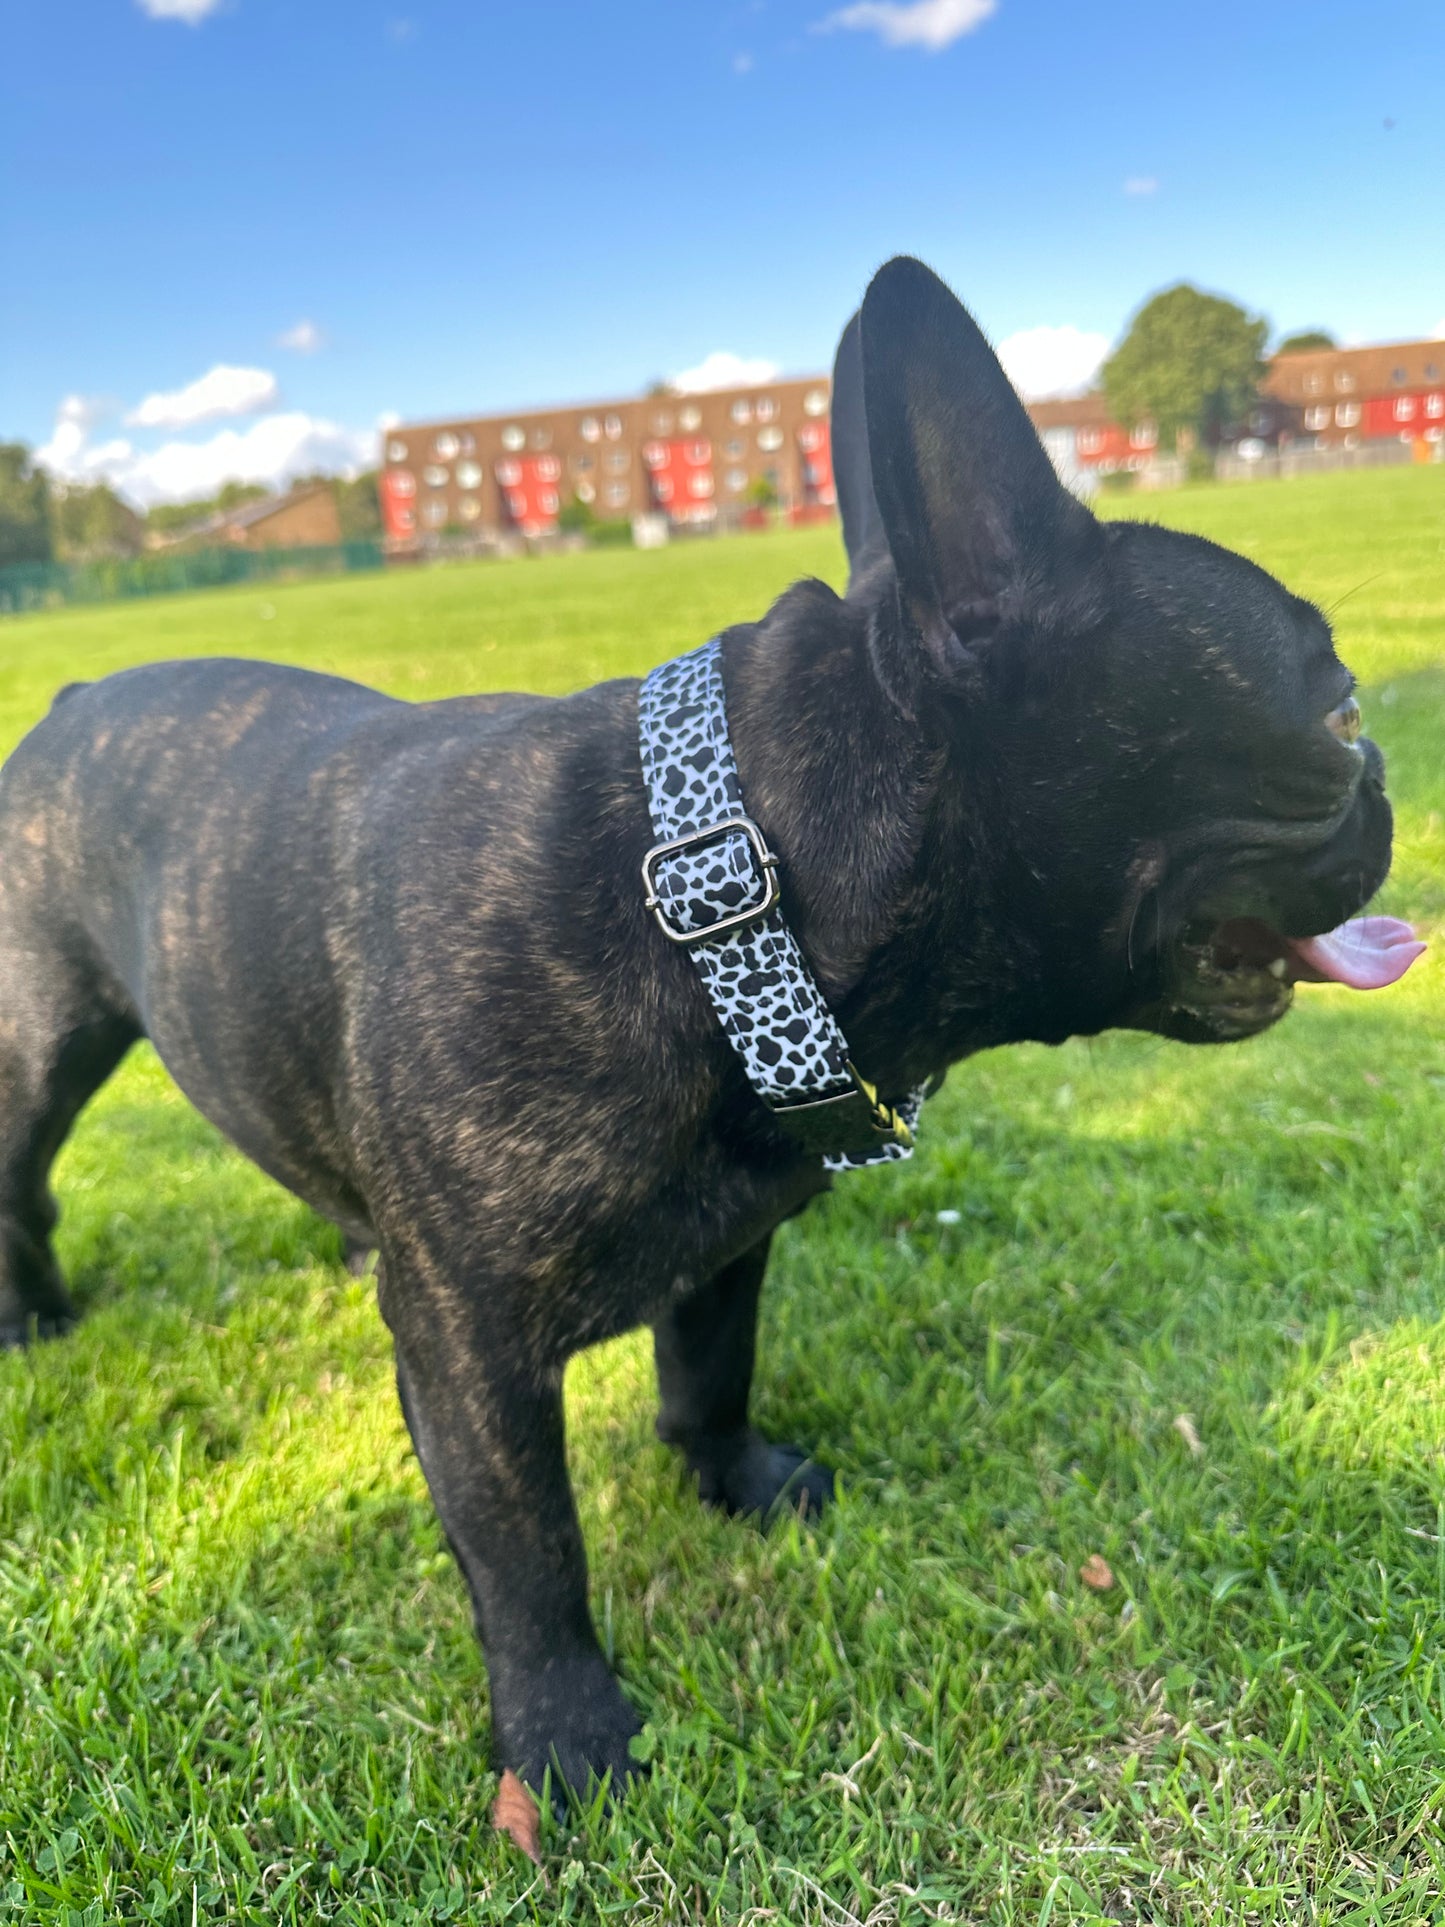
xmin=0 ymin=259 xmax=1411 ymax=1804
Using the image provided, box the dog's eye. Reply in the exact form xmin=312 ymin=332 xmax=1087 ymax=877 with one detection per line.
xmin=1324 ymin=695 xmax=1362 ymax=747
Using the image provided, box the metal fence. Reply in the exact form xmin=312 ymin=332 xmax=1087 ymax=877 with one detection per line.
xmin=0 ymin=540 xmax=385 ymax=616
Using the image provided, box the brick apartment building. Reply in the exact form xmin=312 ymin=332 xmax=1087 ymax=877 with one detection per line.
xmin=381 ymin=336 xmax=1444 ymax=548
xmin=1262 ymin=338 xmax=1445 ymax=449
xmin=1027 ymin=337 xmax=1445 ymax=481
xmin=380 ymin=376 xmax=836 ymax=549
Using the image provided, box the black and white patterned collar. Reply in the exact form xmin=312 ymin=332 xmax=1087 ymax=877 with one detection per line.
xmin=638 ymin=638 xmax=925 ymax=1171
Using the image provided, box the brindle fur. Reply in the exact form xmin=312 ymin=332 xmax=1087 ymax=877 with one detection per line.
xmin=0 ymin=260 xmax=1394 ymax=1800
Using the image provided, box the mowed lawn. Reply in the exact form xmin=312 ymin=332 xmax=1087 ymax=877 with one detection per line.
xmin=1 ymin=467 xmax=1443 ymax=1926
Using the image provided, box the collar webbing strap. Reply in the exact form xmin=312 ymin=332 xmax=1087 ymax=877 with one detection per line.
xmin=638 ymin=639 xmax=924 ymax=1170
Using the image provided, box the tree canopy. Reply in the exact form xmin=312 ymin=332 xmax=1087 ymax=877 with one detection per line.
xmin=1102 ymin=284 xmax=1269 ymax=451
xmin=51 ymin=480 xmax=145 ymax=561
xmin=1276 ymin=329 xmax=1337 ymax=355
xmin=0 ymin=443 xmax=53 ymax=567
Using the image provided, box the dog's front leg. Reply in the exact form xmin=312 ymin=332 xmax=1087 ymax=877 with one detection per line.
xmin=654 ymin=1236 xmax=834 ymax=1518
xmin=389 ymin=1301 xmax=642 ymax=1804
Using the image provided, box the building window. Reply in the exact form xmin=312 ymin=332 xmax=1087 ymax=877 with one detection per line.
xmin=573 ymin=451 xmax=595 ymax=471
xmin=803 ymin=388 xmax=828 ymax=417
xmin=1426 ymin=363 xmax=1440 ymax=381
xmin=643 ymin=441 xmax=667 ymax=469
xmin=605 ymin=449 xmax=629 ymax=473
xmin=729 ymin=398 xmax=752 ymax=424
xmin=537 ymin=455 xmax=562 ymax=482
xmin=725 ymin=468 xmax=747 ymax=492
xmin=1304 ymin=405 xmax=1330 ymax=431
xmin=688 ymin=473 xmax=714 ymax=499
xmin=539 ymin=489 xmax=559 ymax=513
xmin=386 ymin=439 xmax=408 ymax=463
xmin=530 ymin=426 xmax=552 ymax=450
xmin=434 ymin=431 xmax=460 ymax=460
xmin=1334 ymin=371 xmax=1356 ymax=393
xmin=1304 ymin=374 xmax=1323 ymax=395
xmin=1129 ymin=422 xmax=1158 ymax=450
xmin=679 ymin=404 xmax=702 ymax=432
xmin=798 ymin=424 xmax=824 ymax=452
xmin=685 ymin=440 xmax=711 ymax=465
xmin=389 ymin=469 xmax=416 ymax=497
xmin=395 ymin=507 xmax=415 ymax=532
xmin=755 ymin=396 xmax=778 ymax=422
xmin=605 ymin=482 xmax=629 ymax=507
xmin=1394 ymin=396 xmax=1417 ymax=422
xmin=495 ymin=459 xmax=522 ymax=486
xmin=576 ymin=480 xmax=595 ymax=504
xmin=757 ymin=426 xmax=783 ymax=452
xmin=1335 ymin=401 xmax=1360 ymax=427
xmin=424 ymin=499 xmax=448 ymax=526
xmin=423 ymin=464 xmax=449 ymax=487
xmin=603 ymin=413 xmax=623 ymax=440
xmin=1392 ymin=368 xmax=1408 ymax=385
xmin=652 ymin=410 xmax=674 ymax=434
xmin=458 ymin=496 xmax=481 ymax=521
xmin=1426 ymin=394 xmax=1445 ymax=419
xmin=501 ymin=425 xmax=526 ymax=450
xmin=459 ymin=431 xmax=476 ymax=454
xmin=653 ymin=477 xmax=674 ymax=502
xmin=579 ymin=415 xmax=600 ymax=443
xmin=455 ymin=461 xmax=482 ymax=489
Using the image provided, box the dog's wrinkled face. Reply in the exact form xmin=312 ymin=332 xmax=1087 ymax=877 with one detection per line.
xmin=834 ymin=258 xmax=1421 ymax=1052
xmin=1099 ymin=524 xmax=1402 ymax=1042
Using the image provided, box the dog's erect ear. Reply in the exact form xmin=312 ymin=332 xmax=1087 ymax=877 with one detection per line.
xmin=860 ymin=256 xmax=1105 ymax=687
xmin=830 ymin=311 xmax=889 ymax=582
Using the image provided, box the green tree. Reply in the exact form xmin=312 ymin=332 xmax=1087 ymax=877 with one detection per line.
xmin=50 ymin=480 xmax=144 ymax=561
xmin=1276 ymin=329 xmax=1336 ymax=355
xmin=0 ymin=442 xmax=53 ymax=566
xmin=1102 ymin=284 xmax=1269 ymax=452
xmin=335 ymin=471 xmax=380 ymax=540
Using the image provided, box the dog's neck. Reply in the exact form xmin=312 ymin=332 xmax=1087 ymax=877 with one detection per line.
xmin=720 ymin=579 xmax=1027 ymax=1095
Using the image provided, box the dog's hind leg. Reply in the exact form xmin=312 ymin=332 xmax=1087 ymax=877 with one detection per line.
xmin=0 ymin=930 xmax=139 ymax=1347
xmin=653 ymin=1235 xmax=834 ymax=1519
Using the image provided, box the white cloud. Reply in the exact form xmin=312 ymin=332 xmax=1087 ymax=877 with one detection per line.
xmin=733 ymin=51 xmax=754 ymax=74
xmin=995 ymin=324 xmax=1110 ymax=400
xmin=1433 ymin=317 xmax=1445 ymax=339
xmin=36 ymin=394 xmax=376 ymax=508
xmin=813 ymin=0 xmax=996 ymax=53
xmin=669 ymin=350 xmax=782 ymax=393
xmin=126 ymin=364 xmax=279 ymax=430
xmin=137 ymin=0 xmax=223 ymax=21
xmin=276 ymin=319 xmax=325 ymax=354
xmin=1123 ymin=175 xmax=1159 ymax=196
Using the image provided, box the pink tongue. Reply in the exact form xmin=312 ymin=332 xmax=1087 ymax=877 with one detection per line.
xmin=1286 ymin=916 xmax=1426 ymax=990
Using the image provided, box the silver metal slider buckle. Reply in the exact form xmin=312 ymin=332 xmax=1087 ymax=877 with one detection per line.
xmin=641 ymin=815 xmax=781 ymax=946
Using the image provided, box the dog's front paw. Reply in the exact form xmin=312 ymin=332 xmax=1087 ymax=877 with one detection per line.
xmin=691 ymin=1430 xmax=835 ymax=1521
xmin=493 ymin=1655 xmax=645 ymax=1812
xmin=0 ymin=1308 xmax=77 ymax=1350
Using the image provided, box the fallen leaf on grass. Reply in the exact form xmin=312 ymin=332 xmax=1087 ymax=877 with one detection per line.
xmin=1079 ymin=1554 xmax=1114 ymax=1592
xmin=492 ymin=1769 xmax=543 ymax=1866
xmin=1173 ymin=1413 xmax=1204 ymax=1457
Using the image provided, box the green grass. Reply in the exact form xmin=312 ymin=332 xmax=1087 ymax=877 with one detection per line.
xmin=1 ymin=466 xmax=1443 ymax=1925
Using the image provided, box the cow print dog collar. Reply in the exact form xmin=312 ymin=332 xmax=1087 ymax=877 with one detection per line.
xmin=638 ymin=638 xmax=925 ymax=1171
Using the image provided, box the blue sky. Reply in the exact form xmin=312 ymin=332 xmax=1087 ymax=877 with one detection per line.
xmin=4 ymin=0 xmax=1441 ymax=504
